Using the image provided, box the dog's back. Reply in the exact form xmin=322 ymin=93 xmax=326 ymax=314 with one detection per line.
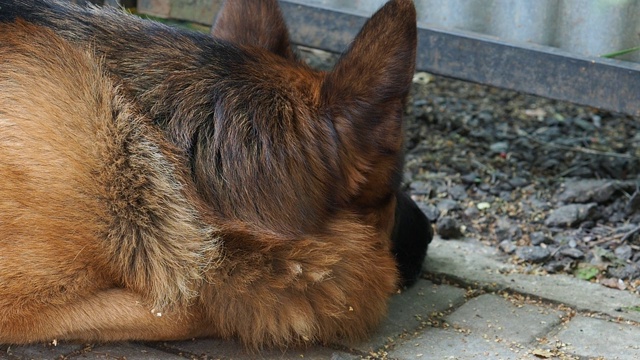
xmin=0 ymin=0 xmax=432 ymax=348
xmin=0 ymin=20 xmax=220 ymax=341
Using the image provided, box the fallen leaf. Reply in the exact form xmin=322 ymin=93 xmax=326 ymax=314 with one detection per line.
xmin=524 ymin=108 xmax=547 ymax=119
xmin=600 ymin=278 xmax=626 ymax=290
xmin=574 ymin=265 xmax=599 ymax=280
xmin=531 ymin=348 xmax=554 ymax=358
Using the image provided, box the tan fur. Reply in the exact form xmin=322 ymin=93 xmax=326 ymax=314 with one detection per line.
xmin=0 ymin=0 xmax=420 ymax=349
xmin=0 ymin=21 xmax=217 ymax=339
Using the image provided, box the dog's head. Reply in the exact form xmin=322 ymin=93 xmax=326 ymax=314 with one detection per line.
xmin=208 ymin=0 xmax=431 ymax=287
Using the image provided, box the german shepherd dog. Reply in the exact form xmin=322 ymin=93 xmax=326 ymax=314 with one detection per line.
xmin=0 ymin=0 xmax=432 ymax=348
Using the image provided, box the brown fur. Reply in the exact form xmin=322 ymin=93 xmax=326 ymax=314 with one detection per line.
xmin=0 ymin=0 xmax=424 ymax=349
xmin=211 ymin=0 xmax=294 ymax=59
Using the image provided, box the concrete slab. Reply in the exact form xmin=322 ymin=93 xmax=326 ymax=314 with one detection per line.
xmin=553 ymin=316 xmax=640 ymax=360
xmin=445 ymin=294 xmax=564 ymax=345
xmin=1 ymin=342 xmax=89 ymax=359
xmin=349 ymin=279 xmax=467 ymax=353
xmin=388 ymin=327 xmax=536 ymax=360
xmin=80 ymin=343 xmax=184 ymax=359
xmin=163 ymin=338 xmax=356 ymax=360
xmin=425 ymin=237 xmax=640 ymax=322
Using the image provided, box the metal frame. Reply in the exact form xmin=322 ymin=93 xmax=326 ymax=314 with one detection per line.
xmin=280 ymin=0 xmax=640 ymax=117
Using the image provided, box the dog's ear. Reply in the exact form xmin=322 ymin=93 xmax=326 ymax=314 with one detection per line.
xmin=320 ymin=0 xmax=417 ymax=206
xmin=211 ymin=0 xmax=294 ymax=59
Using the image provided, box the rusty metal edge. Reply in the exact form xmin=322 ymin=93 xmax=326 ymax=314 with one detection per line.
xmin=280 ymin=0 xmax=640 ymax=117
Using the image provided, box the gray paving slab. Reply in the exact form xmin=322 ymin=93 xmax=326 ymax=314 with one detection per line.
xmin=79 ymin=343 xmax=184 ymax=359
xmin=164 ymin=338 xmax=356 ymax=360
xmin=1 ymin=342 xmax=88 ymax=359
xmin=1 ymin=342 xmax=180 ymax=360
xmin=348 ymin=280 xmax=467 ymax=353
xmin=425 ymin=237 xmax=640 ymax=322
xmin=445 ymin=294 xmax=564 ymax=345
xmin=552 ymin=316 xmax=640 ymax=360
xmin=388 ymin=327 xmax=536 ymax=360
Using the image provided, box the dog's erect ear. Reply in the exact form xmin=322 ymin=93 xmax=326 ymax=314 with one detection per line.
xmin=320 ymin=0 xmax=417 ymax=206
xmin=211 ymin=0 xmax=294 ymax=59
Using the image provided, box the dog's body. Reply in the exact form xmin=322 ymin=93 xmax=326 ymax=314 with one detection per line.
xmin=0 ymin=0 xmax=432 ymax=347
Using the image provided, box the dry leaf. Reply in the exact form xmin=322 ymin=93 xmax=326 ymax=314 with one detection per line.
xmin=601 ymin=278 xmax=627 ymax=290
xmin=531 ymin=348 xmax=554 ymax=358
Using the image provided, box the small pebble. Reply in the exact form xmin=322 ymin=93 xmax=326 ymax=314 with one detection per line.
xmin=608 ymin=263 xmax=640 ymax=280
xmin=530 ymin=231 xmax=550 ymax=246
xmin=464 ymin=206 xmax=479 ymax=218
xmin=508 ymin=177 xmax=529 ymax=188
xmin=437 ymin=199 xmax=461 ymax=212
xmin=544 ymin=203 xmax=597 ymax=227
xmin=418 ymin=203 xmax=439 ymax=222
xmin=615 ymin=245 xmax=633 ymax=261
xmin=490 ymin=141 xmax=509 ymax=153
xmin=499 ymin=240 xmax=517 ymax=254
xmin=461 ymin=172 xmax=480 ymax=184
xmin=544 ymin=260 xmax=570 ymax=274
xmin=499 ymin=191 xmax=512 ymax=201
xmin=559 ymin=248 xmax=585 ymax=259
xmin=448 ymin=184 xmax=468 ymax=200
xmin=410 ymin=181 xmax=432 ymax=195
xmin=436 ymin=216 xmax=463 ymax=239
xmin=516 ymin=246 xmax=551 ymax=263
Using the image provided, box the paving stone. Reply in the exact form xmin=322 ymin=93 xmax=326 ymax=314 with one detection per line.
xmin=553 ymin=316 xmax=640 ymax=359
xmin=2 ymin=341 xmax=89 ymax=359
xmin=164 ymin=338 xmax=355 ymax=360
xmin=1 ymin=342 xmax=180 ymax=360
xmin=81 ymin=343 xmax=183 ymax=359
xmin=388 ymin=327 xmax=536 ymax=360
xmin=425 ymin=237 xmax=640 ymax=323
xmin=445 ymin=294 xmax=563 ymax=345
xmin=348 ymin=279 xmax=466 ymax=353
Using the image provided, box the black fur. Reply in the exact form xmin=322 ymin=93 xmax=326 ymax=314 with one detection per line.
xmin=392 ymin=192 xmax=433 ymax=287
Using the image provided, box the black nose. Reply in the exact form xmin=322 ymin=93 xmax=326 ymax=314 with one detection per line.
xmin=391 ymin=191 xmax=433 ymax=287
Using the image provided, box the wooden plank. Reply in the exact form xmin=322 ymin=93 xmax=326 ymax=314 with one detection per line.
xmin=138 ymin=0 xmax=222 ymax=24
xmin=169 ymin=0 xmax=222 ymax=25
xmin=137 ymin=0 xmax=171 ymax=18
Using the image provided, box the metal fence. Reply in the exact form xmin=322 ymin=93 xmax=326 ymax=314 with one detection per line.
xmin=72 ymin=0 xmax=640 ymax=116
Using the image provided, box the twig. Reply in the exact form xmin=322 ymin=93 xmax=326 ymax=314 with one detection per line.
xmin=591 ymin=226 xmax=640 ymax=245
xmin=555 ymin=162 xmax=590 ymax=178
xmin=621 ymin=225 xmax=640 ymax=243
xmin=518 ymin=130 xmax=638 ymax=160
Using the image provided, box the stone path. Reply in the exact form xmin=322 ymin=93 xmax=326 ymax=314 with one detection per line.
xmin=3 ymin=237 xmax=640 ymax=360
